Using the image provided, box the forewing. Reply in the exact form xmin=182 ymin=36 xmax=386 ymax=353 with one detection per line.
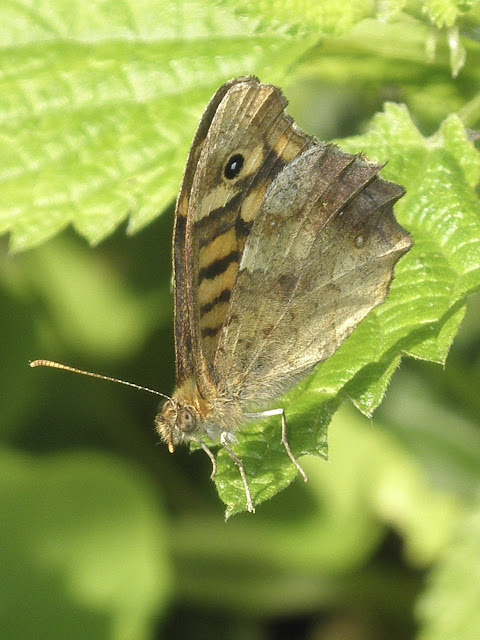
xmin=214 ymin=145 xmax=412 ymax=406
xmin=173 ymin=80 xmax=238 ymax=384
xmin=177 ymin=78 xmax=311 ymax=396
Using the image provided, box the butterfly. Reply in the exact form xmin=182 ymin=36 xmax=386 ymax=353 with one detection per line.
xmin=154 ymin=76 xmax=413 ymax=513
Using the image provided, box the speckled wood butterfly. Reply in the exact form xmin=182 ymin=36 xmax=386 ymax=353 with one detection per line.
xmin=32 ymin=77 xmax=412 ymax=513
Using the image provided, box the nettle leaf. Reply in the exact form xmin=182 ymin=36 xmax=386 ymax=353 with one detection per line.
xmin=217 ymin=106 xmax=480 ymax=516
xmin=4 ymin=0 xmax=454 ymax=253
xmin=0 ymin=0 xmax=374 ymax=252
xmin=1 ymin=0 xmax=475 ymax=253
xmin=422 ymin=0 xmax=475 ymax=29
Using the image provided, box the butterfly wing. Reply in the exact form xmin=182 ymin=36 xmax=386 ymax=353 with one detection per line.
xmin=214 ymin=144 xmax=412 ymax=406
xmin=174 ymin=78 xmax=311 ymax=397
xmin=173 ymin=79 xmax=240 ymax=385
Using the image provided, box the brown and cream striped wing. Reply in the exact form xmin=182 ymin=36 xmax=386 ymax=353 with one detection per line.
xmin=172 ymin=80 xmax=236 ymax=386
xmin=174 ymin=78 xmax=311 ymax=397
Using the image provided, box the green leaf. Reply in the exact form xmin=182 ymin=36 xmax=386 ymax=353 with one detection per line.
xmin=0 ymin=449 xmax=171 ymax=640
xmin=172 ymin=406 xmax=462 ymax=612
xmin=1 ymin=0 xmax=334 ymax=251
xmin=417 ymin=498 xmax=480 ymax=640
xmin=4 ymin=0 xmax=472 ymax=251
xmin=222 ymin=0 xmax=377 ymax=35
xmin=422 ymin=0 xmax=475 ymax=28
xmin=218 ymin=105 xmax=480 ymax=516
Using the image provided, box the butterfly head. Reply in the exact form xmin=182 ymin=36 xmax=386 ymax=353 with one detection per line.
xmin=155 ymin=397 xmax=202 ymax=453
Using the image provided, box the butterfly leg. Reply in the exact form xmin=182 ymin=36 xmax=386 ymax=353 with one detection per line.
xmin=199 ymin=440 xmax=217 ymax=480
xmin=220 ymin=432 xmax=255 ymax=513
xmin=246 ymin=409 xmax=308 ymax=482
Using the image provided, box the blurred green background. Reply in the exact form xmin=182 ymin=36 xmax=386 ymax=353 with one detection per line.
xmin=2 ymin=1 xmax=480 ymax=639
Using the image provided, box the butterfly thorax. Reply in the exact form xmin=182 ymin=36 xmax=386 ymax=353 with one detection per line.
xmin=155 ymin=377 xmax=245 ymax=452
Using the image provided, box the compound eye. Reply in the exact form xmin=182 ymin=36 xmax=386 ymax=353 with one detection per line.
xmin=177 ymin=407 xmax=196 ymax=433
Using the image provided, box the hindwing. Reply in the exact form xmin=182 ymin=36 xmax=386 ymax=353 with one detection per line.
xmin=213 ymin=145 xmax=412 ymax=405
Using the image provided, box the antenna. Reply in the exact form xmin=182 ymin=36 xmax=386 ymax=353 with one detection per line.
xmin=29 ymin=359 xmax=171 ymax=401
